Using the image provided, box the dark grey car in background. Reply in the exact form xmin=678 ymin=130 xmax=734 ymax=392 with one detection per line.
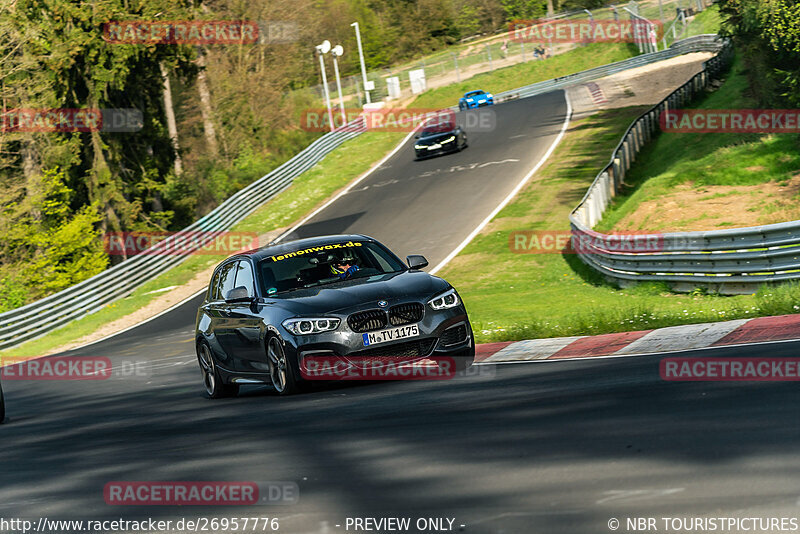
xmin=195 ymin=235 xmax=475 ymax=396
xmin=413 ymin=123 xmax=468 ymax=159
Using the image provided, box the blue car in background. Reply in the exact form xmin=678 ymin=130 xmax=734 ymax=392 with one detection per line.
xmin=458 ymin=89 xmax=494 ymax=110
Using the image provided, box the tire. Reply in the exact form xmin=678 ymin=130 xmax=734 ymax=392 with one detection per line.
xmin=197 ymin=341 xmax=239 ymax=398
xmin=266 ymin=336 xmax=301 ymax=395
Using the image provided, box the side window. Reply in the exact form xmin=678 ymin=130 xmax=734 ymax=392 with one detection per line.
xmin=208 ymin=269 xmax=221 ymax=301
xmin=233 ymin=261 xmax=255 ymax=298
xmin=217 ymin=262 xmax=237 ymax=300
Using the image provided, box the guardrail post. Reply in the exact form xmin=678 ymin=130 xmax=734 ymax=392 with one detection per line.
xmin=587 ymin=191 xmax=597 ymax=227
xmin=603 ymin=171 xmax=614 ymax=201
xmin=623 ymin=139 xmax=632 ymax=169
xmin=619 ymin=144 xmax=628 ymax=172
xmin=613 ymin=158 xmax=623 ymax=188
xmin=607 ymin=167 xmax=617 ymax=197
xmin=637 ymin=121 xmax=645 ymax=148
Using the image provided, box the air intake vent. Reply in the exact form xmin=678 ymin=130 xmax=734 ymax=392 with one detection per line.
xmin=347 ymin=309 xmax=388 ymax=332
xmin=348 ymin=338 xmax=436 ymax=358
xmin=389 ymin=303 xmax=424 ymax=326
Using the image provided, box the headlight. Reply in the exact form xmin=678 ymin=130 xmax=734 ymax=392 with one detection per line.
xmin=441 ymin=135 xmax=456 ymax=143
xmin=428 ymin=288 xmax=459 ymax=310
xmin=282 ymin=318 xmax=340 ymax=335
xmin=487 ymin=93 xmax=493 ymax=99
xmin=414 ymin=144 xmax=426 ymax=149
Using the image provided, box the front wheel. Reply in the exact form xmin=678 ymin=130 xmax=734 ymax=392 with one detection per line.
xmin=197 ymin=342 xmax=239 ymax=398
xmin=267 ymin=336 xmax=301 ymax=395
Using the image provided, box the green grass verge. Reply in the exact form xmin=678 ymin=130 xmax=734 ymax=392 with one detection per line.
xmin=437 ymin=102 xmax=800 ymax=343
xmin=2 ymin=130 xmax=405 ymax=359
xmin=686 ymin=4 xmax=721 ymax=37
xmin=595 ymin=56 xmax=800 ymax=233
xmin=410 ymin=43 xmax=639 ymax=110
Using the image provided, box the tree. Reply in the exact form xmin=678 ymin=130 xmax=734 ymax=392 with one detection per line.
xmin=719 ymin=0 xmax=800 ymax=106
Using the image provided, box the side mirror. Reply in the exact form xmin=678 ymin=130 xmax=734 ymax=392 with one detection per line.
xmin=414 ymin=134 xmax=420 ymax=139
xmin=406 ymin=255 xmax=428 ymax=270
xmin=225 ymin=286 xmax=253 ymax=303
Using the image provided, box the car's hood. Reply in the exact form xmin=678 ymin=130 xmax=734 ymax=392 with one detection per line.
xmin=263 ymin=271 xmax=450 ymax=316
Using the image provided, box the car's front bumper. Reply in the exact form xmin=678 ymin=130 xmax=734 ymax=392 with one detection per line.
xmin=282 ymin=305 xmax=474 ymax=375
xmin=415 ymin=143 xmax=459 ymax=159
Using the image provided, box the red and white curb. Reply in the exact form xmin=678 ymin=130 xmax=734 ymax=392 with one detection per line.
xmin=475 ymin=314 xmax=800 ymax=363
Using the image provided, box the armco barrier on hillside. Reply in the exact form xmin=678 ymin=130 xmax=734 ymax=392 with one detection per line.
xmin=567 ymin=38 xmax=800 ymax=294
xmin=0 ymin=35 xmax=729 ymax=351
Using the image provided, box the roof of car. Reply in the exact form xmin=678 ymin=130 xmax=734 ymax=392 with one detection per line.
xmin=240 ymin=234 xmax=376 ymax=261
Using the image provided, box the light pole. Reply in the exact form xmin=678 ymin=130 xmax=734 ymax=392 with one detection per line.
xmin=331 ymin=45 xmax=347 ymax=128
xmin=350 ymin=22 xmax=371 ymax=105
xmin=316 ymin=40 xmax=334 ymax=132
xmin=584 ymin=9 xmax=594 ymax=45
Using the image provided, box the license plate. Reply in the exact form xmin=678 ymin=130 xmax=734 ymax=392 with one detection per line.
xmin=428 ymin=143 xmax=441 ymax=150
xmin=363 ymin=324 xmax=420 ymax=346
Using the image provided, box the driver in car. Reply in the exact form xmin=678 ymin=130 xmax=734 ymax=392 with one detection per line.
xmin=330 ymin=254 xmax=360 ymax=280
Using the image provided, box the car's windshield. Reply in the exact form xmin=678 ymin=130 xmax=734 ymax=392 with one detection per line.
xmin=258 ymin=240 xmax=406 ymax=295
xmin=466 ymin=90 xmax=485 ymax=97
xmin=421 ymin=122 xmax=455 ymax=137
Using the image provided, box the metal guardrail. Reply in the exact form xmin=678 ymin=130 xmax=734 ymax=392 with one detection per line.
xmin=493 ymin=34 xmax=724 ymax=104
xmin=567 ymin=37 xmax=800 ymax=294
xmin=0 ymin=34 xmax=728 ymax=350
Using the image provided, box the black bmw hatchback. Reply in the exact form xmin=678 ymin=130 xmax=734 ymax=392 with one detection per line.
xmin=195 ymin=235 xmax=475 ymax=396
xmin=413 ymin=122 xmax=468 ymax=160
